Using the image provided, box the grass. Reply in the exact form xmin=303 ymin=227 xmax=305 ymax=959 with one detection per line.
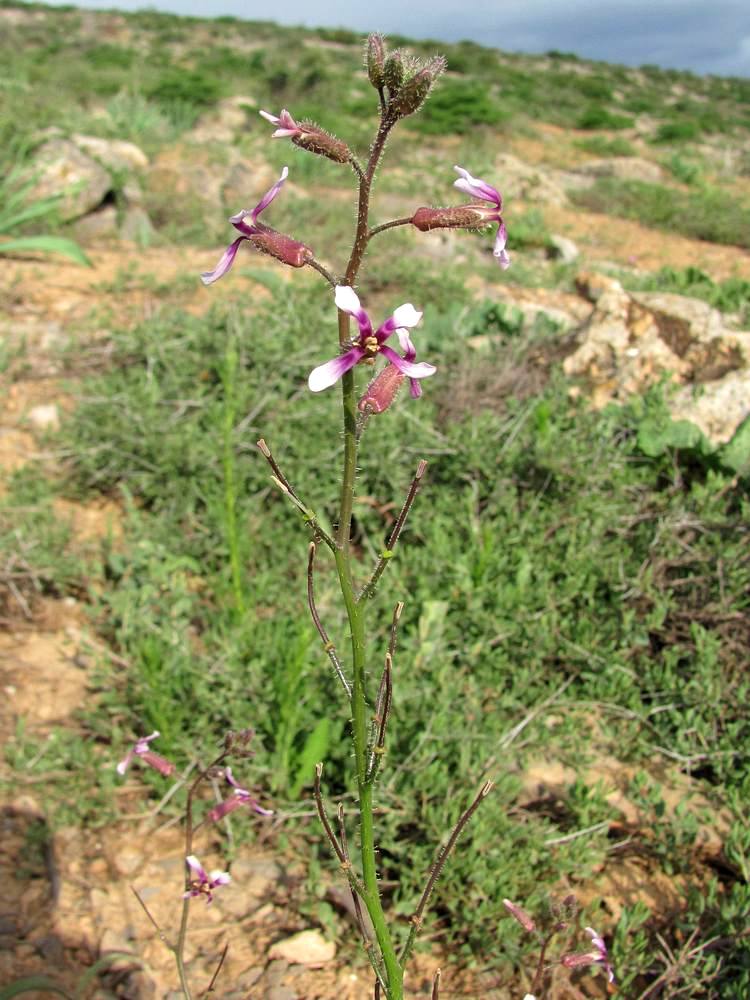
xmin=570 ymin=178 xmax=750 ymax=249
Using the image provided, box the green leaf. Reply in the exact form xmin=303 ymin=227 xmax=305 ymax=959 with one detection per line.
xmin=719 ymin=415 xmax=750 ymax=474
xmin=0 ymin=236 xmax=92 ymax=267
xmin=636 ymin=414 xmax=714 ymax=458
xmin=289 ymin=717 xmax=331 ymax=799
xmin=0 ymin=977 xmax=74 ymax=999
xmin=74 ymin=952 xmax=144 ymax=998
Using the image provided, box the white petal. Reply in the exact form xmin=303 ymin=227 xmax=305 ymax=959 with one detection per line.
xmin=391 ymin=303 xmax=422 ymax=328
xmin=334 ymin=285 xmax=362 ymax=315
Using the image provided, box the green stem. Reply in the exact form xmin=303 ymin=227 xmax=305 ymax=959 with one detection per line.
xmin=221 ymin=339 xmax=244 ymax=617
xmin=334 ymin=544 xmax=403 ymax=999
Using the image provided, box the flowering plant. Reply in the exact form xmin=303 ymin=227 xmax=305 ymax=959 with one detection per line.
xmin=119 ymin=32 xmax=529 ymax=1000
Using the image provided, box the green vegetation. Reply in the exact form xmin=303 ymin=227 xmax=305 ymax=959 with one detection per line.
xmin=571 ymin=178 xmax=750 ymax=248
xmin=620 ymin=266 xmax=750 ymax=325
xmin=4 ymin=285 xmax=748 ymax=993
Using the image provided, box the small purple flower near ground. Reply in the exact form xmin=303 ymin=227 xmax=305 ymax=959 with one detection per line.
xmin=183 ymin=855 xmax=231 ymax=904
xmin=116 ymin=731 xmax=176 ymax=777
xmin=561 ymin=926 xmax=615 ymax=983
xmin=201 ymin=167 xmax=312 ymax=285
xmin=453 ymin=165 xmax=510 ymax=269
xmin=207 ymin=767 xmax=273 ymax=822
xmin=308 ymin=286 xmax=435 ymax=394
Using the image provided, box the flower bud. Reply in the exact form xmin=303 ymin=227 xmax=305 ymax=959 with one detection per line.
xmin=383 ymin=51 xmax=405 ymax=93
xmin=358 ymin=364 xmax=405 ymax=414
xmin=367 ymin=33 xmax=386 ymax=89
xmin=292 ymin=124 xmax=351 ymax=164
xmin=389 ymin=57 xmax=446 ymax=119
xmin=249 ymin=227 xmax=314 ymax=268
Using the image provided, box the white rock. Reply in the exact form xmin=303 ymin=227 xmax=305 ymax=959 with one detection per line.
xmin=73 ymin=134 xmax=149 ymax=172
xmin=268 ymin=929 xmax=336 ymax=966
xmin=27 ymin=404 xmax=59 ymax=431
xmin=27 ymin=139 xmax=111 ymax=222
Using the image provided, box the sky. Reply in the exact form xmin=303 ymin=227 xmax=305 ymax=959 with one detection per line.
xmin=44 ymin=0 xmax=750 ymax=77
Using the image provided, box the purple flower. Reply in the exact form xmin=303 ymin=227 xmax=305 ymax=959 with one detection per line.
xmin=259 ymin=108 xmax=301 ymax=138
xmin=561 ymin=926 xmax=615 ymax=983
xmin=309 ymin=286 xmax=436 ymax=394
xmin=183 ymin=855 xmax=231 ymax=904
xmin=116 ymin=731 xmax=176 ymax=778
xmin=453 ymin=165 xmax=510 ymax=269
xmin=207 ymin=767 xmax=273 ymax=823
xmin=201 ymin=167 xmax=312 ymax=285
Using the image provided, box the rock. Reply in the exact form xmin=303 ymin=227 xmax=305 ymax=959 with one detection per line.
xmin=268 ymin=929 xmax=336 ymax=966
xmin=120 ymin=206 xmax=154 ymax=244
xmin=492 ymin=153 xmax=569 ymax=207
xmin=112 ymin=846 xmax=143 ymax=877
xmin=27 ymin=138 xmax=111 ymax=222
xmin=190 ymin=95 xmax=257 ymax=144
xmin=547 ymin=234 xmax=579 ymax=263
xmin=575 ymin=156 xmax=664 ymax=183
xmin=563 ymin=275 xmax=750 ymax=443
xmin=99 ymin=928 xmax=136 ymax=972
xmin=72 ymin=204 xmax=118 ymax=241
xmin=671 ymin=371 xmax=750 ymax=445
xmin=72 ymin=134 xmax=149 ymax=173
xmin=27 ymin=404 xmax=60 ymax=431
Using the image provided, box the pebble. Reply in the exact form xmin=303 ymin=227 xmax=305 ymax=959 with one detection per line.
xmin=27 ymin=403 xmax=60 ymax=430
xmin=268 ymin=929 xmax=336 ymax=966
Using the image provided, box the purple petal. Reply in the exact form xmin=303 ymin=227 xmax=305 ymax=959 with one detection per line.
xmin=380 ymin=346 xmax=436 ymax=379
xmin=409 ymin=378 xmax=422 ymax=399
xmin=334 ymin=285 xmax=372 ymax=336
xmin=208 ymin=797 xmax=242 ymax=823
xmin=229 ymin=209 xmax=259 ymax=237
xmin=260 ymin=108 xmax=298 ymax=137
xmin=494 ymin=222 xmax=510 ymax=269
xmin=308 ymin=347 xmax=364 ymax=392
xmin=252 ymin=166 xmax=289 ymax=221
xmin=376 ymin=302 xmax=422 ymax=341
xmin=201 ymin=237 xmax=247 ymax=285
xmin=395 ymin=328 xmax=416 ymax=360
xmin=453 ymin=165 xmax=501 ymax=207
xmin=186 ymin=855 xmax=208 ymax=882
xmin=116 ymin=750 xmax=134 ymax=776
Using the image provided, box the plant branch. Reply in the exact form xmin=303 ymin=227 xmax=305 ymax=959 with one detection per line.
xmin=359 ymin=461 xmax=427 ymax=600
xmin=203 ymin=943 xmax=228 ymax=996
xmin=307 ymin=542 xmax=351 ymax=698
xmin=368 ymin=218 xmax=412 ymax=240
xmin=306 ymin=257 xmax=338 ymax=288
xmin=400 ymin=781 xmax=494 ymax=965
xmin=256 ymin=438 xmax=335 ymax=550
